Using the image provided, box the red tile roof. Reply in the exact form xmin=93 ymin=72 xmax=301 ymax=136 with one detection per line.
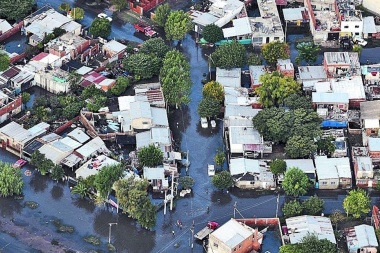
xmin=31 ymin=52 xmax=49 ymax=61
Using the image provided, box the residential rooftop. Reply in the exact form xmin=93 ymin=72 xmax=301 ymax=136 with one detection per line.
xmin=337 ymin=0 xmax=362 ymax=22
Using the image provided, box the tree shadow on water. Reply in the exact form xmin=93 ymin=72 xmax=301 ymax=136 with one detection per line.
xmin=211 ymin=190 xmax=232 ymax=206
xmin=29 ymin=172 xmax=49 ymax=193
xmin=0 ymin=197 xmax=23 ymax=217
xmin=50 ymin=185 xmax=63 ymax=201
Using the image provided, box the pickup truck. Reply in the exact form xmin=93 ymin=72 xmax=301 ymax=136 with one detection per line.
xmin=133 ymin=23 xmax=157 ymax=38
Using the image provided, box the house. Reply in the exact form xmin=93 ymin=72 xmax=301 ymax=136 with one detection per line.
xmin=102 ymin=40 xmax=127 ymax=63
xmin=332 ymin=137 xmax=348 ymax=158
xmin=24 ymin=9 xmax=81 ymax=46
xmin=304 ymin=0 xmax=339 ymax=42
xmin=362 ymin=64 xmax=380 ymax=99
xmin=345 ymin=225 xmax=378 ymax=253
xmin=9 ymin=65 xmax=36 ymax=92
xmin=136 ymin=127 xmax=172 ymax=156
xmin=222 ymin=17 xmax=252 ymax=40
xmin=315 ymin=156 xmax=351 ymax=189
xmin=363 ymin=0 xmax=380 ymax=17
xmin=277 ymin=59 xmax=294 ymax=78
xmin=363 ymin=16 xmax=377 ymax=39
xmin=75 ymin=155 xmax=119 ymax=179
xmin=282 ymin=7 xmax=309 ymax=28
xmin=354 ymin=156 xmax=375 ymax=188
xmin=0 ymin=90 xmax=22 ymax=124
xmin=38 ymin=139 xmax=74 ymax=165
xmin=228 ymin=126 xmax=264 ymax=158
xmin=0 ymin=122 xmax=50 ymax=157
xmin=0 ymin=66 xmax=22 ymax=88
xmin=46 ymin=32 xmax=91 ymax=61
xmin=338 ymin=0 xmax=363 ymax=39
xmin=143 ymin=166 xmax=168 ymax=192
xmin=312 ymin=92 xmax=349 ymax=112
xmin=33 ymin=68 xmax=70 ymax=94
xmin=208 ymin=219 xmax=256 ymax=253
xmin=229 ymin=158 xmax=275 ymax=189
xmin=224 ymin=87 xmax=259 ymax=107
xmin=297 ymin=66 xmax=327 ymax=90
xmin=323 ymin=52 xmax=361 ymax=79
xmin=134 ymin=83 xmax=165 ymax=108
xmin=75 ymin=136 xmax=110 ymax=162
xmin=130 ymin=101 xmax=152 ymax=130
xmin=285 ymin=215 xmax=336 ymax=244
xmin=189 ymin=0 xmax=244 ymax=34
xmin=329 ymin=76 xmax=366 ymax=108
xmin=368 ymin=137 xmax=380 ymax=161
xmin=360 ymin=100 xmax=380 ymax=136
xmin=284 ymin=159 xmax=316 ymax=183
xmin=249 ymin=65 xmax=266 ymax=89
xmin=216 ymin=68 xmax=241 ymax=88
xmin=0 ymin=19 xmax=12 ymax=35
xmin=67 ymin=128 xmax=90 ymax=144
xmin=81 ymin=71 xmax=116 ymax=92
xmin=151 ymin=107 xmax=169 ymax=127
xmin=250 ymin=0 xmax=284 ymax=45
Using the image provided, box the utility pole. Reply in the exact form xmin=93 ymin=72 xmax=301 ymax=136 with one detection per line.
xmin=275 ymin=194 xmax=280 ymax=218
xmin=108 ymin=223 xmax=117 ymax=244
xmin=164 ymin=190 xmax=167 ymax=215
xmin=233 ymin=202 xmax=237 ymax=219
xmin=205 ymin=54 xmax=215 ymax=80
xmin=170 ymin=170 xmax=175 ymax=211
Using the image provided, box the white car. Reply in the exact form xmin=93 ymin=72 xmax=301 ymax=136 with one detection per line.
xmin=353 ymin=36 xmax=367 ymax=47
xmin=98 ymin=13 xmax=112 ymax=22
xmin=201 ymin=117 xmax=208 ymax=128
xmin=208 ymin=164 xmax=215 ymax=176
xmin=211 ymin=120 xmax=216 ymax=128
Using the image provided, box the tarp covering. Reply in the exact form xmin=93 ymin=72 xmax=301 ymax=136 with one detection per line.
xmin=321 ymin=120 xmax=347 ymax=128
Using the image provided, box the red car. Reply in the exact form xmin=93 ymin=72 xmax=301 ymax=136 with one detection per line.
xmin=133 ymin=23 xmax=157 ymax=38
xmin=13 ymin=159 xmax=27 ymax=169
xmin=207 ymin=221 xmax=219 ymax=229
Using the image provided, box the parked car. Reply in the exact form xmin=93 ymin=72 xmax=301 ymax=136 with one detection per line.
xmin=201 ymin=117 xmax=208 ymax=128
xmin=98 ymin=13 xmax=112 ymax=22
xmin=208 ymin=164 xmax=215 ymax=176
xmin=353 ymin=36 xmax=367 ymax=46
xmin=211 ymin=120 xmax=216 ymax=128
xmin=133 ymin=23 xmax=157 ymax=37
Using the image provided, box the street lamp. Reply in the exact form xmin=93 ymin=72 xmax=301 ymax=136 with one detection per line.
xmin=108 ymin=222 xmax=117 ymax=244
xmin=205 ymin=54 xmax=215 ymax=80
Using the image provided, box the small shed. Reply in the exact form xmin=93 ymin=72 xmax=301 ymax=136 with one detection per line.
xmin=284 ymin=159 xmax=316 ymax=182
xmin=216 ymin=68 xmax=241 ymax=88
xmin=102 ymin=40 xmax=127 ymax=61
xmin=346 ymin=225 xmax=378 ymax=253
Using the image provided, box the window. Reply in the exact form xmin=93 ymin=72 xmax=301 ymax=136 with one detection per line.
xmin=322 ymin=182 xmax=327 ymax=185
xmin=355 ymin=32 xmax=360 ymax=36
xmin=239 ymin=244 xmax=242 ymax=248
xmin=234 ymin=248 xmax=237 ymax=252
xmin=344 ymin=26 xmax=349 ymax=29
xmin=331 ymin=181 xmax=336 ymax=184
xmin=274 ymin=37 xmax=279 ymax=40
xmin=355 ymin=25 xmax=359 ymax=28
xmin=213 ymin=243 xmax=218 ymax=248
xmin=142 ymin=121 xmax=149 ymax=125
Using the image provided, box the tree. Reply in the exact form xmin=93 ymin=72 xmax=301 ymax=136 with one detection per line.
xmin=58 ymin=2 xmax=71 ymax=12
xmin=316 ymin=136 xmax=336 ymax=156
xmin=197 ymin=97 xmax=220 ymax=118
xmin=30 ymin=150 xmax=45 ymax=168
xmin=153 ymin=3 xmax=171 ymax=27
xmin=39 ymin=158 xmax=54 ymax=176
xmin=0 ymin=53 xmax=10 ymax=72
xmin=67 ymin=72 xmax=83 ymax=95
xmin=214 ymin=148 xmax=225 ymax=169
xmin=290 ymin=109 xmax=322 ymax=140
xmin=53 ymin=27 xmax=67 ymax=38
xmin=285 ymin=135 xmax=317 ymax=159
xmin=283 ymin=94 xmax=312 ymax=110
xmin=202 ymin=81 xmax=224 ymax=103
xmin=329 ymin=209 xmax=346 ymax=231
xmin=164 ymin=10 xmax=193 ymax=41
xmin=302 ymin=195 xmax=324 ymax=215
xmin=252 ymin=108 xmax=290 ymax=143
xmin=202 ymin=24 xmax=224 ymax=43
xmin=262 ymin=41 xmax=290 ymax=66
xmin=124 ymin=53 xmax=160 ymax=80
xmin=50 ymin=165 xmax=65 ymax=182
xmin=25 ymin=45 xmax=40 ymax=59
xmin=0 ymin=0 xmax=36 ymax=21
xmin=69 ymin=7 xmax=85 ymax=20
xmin=247 ymin=53 xmax=262 ymax=66
xmin=139 ymin=37 xmax=170 ymax=60
xmin=282 ymin=200 xmax=303 ymax=218
xmin=343 ymin=188 xmax=370 ymax=218
xmin=212 ymin=171 xmax=234 ymax=191
xmin=94 ymin=164 xmax=124 ymax=199
xmin=138 ymin=144 xmax=163 ymax=167
xmin=353 ymin=44 xmax=362 ymax=56
xmin=111 ymin=0 xmax=128 ymax=11
xmin=0 ymin=162 xmax=24 ymax=197
xmin=256 ymin=71 xmax=300 ymax=107
xmin=89 ymin=18 xmax=112 ymax=38
xmin=71 ymin=181 xmax=89 ymax=199
xmin=210 ymin=40 xmax=246 ymax=69
xmin=280 ymin=234 xmax=337 ymax=253
xmin=63 ymin=101 xmax=84 ymax=120
xmin=111 ymin=76 xmax=130 ymax=96
xmin=160 ymin=50 xmax=192 ymax=107
xmin=179 ymin=176 xmax=195 ymax=189
xmin=137 ymin=197 xmax=157 ymax=229
xmin=21 ymin=92 xmax=31 ymax=104
xmin=295 ymin=42 xmax=320 ymax=65
xmin=270 ymin=159 xmax=286 ymax=176
xmin=282 ymin=167 xmax=310 ymax=197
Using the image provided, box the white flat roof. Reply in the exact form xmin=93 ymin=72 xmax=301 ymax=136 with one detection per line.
xmin=249 ymin=65 xmax=266 ymax=84
xmin=151 ymin=107 xmax=169 ymax=127
xmin=76 ymin=136 xmax=109 ymax=158
xmin=224 ymin=105 xmax=261 ymax=118
xmin=285 ymin=159 xmax=315 ymax=174
xmin=0 ymin=19 xmax=12 ymax=33
xmin=216 ymin=68 xmax=241 ymax=88
xmin=363 ymin=16 xmax=377 ymax=34
xmin=298 ymin=66 xmax=327 ymax=80
xmin=190 ymin=11 xmax=219 ymax=27
xmin=143 ymin=166 xmax=165 ymax=180
xmin=211 ymin=219 xmax=253 ymax=248
xmin=368 ymin=137 xmax=380 ymax=152
xmin=314 ymin=156 xmax=339 ymax=180
xmin=355 ymin=225 xmax=378 ymax=248
xmin=312 ymin=92 xmax=349 ymax=104
xmin=356 ymin=156 xmax=373 ymax=172
xmin=75 ymin=155 xmax=119 ymax=179
xmin=60 ymin=136 xmax=82 ymax=150
xmin=364 ymin=119 xmax=380 ymax=129
xmin=76 ymin=66 xmax=93 ymax=75
xmin=229 ymin=126 xmax=262 ymax=145
xmin=286 ymin=215 xmax=336 ymax=244
xmin=67 ymin=128 xmax=90 ymax=144
xmin=283 ymin=7 xmax=304 ymax=21
xmin=118 ymin=96 xmax=135 ymax=111
xmin=229 ymin=158 xmax=261 ymax=175
xmin=103 ymin=40 xmax=127 ymax=54
xmin=330 ymin=76 xmax=365 ymax=100
xmin=223 ymin=17 xmax=252 ymax=38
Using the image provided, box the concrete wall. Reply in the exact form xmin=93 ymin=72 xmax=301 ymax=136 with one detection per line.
xmin=209 ymin=233 xmax=254 ymax=253
xmin=318 ymin=178 xmax=339 ymax=189
xmin=363 ymin=0 xmax=380 ymax=16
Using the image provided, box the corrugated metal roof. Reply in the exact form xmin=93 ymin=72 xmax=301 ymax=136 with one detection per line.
xmin=67 ymin=129 xmax=90 ymax=144
xmin=314 ymin=156 xmax=339 ymax=180
xmin=285 ymin=159 xmax=315 ymax=174
xmin=130 ymin=101 xmax=151 ymax=120
xmin=224 ymin=105 xmax=261 ymax=118
xmin=216 ymin=68 xmax=241 ymax=88
xmin=369 ymin=137 xmax=380 ymax=152
xmin=211 ymin=219 xmax=253 ymax=249
xmin=363 ymin=17 xmax=377 ymax=34
xmin=60 ymin=137 xmax=82 ymax=150
xmin=143 ymin=166 xmax=165 ymax=180
xmin=151 ymin=127 xmax=170 ymax=144
xmin=151 ymin=107 xmax=168 ymax=127
xmin=229 ymin=158 xmax=261 ymax=175
xmin=312 ymin=92 xmax=349 ymax=104
xmin=76 ymin=137 xmax=108 ymax=158
xmin=355 ymin=225 xmax=378 ymax=248
xmin=136 ymin=131 xmax=150 ymax=149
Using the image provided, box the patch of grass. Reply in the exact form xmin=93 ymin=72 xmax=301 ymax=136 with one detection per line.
xmin=52 ymin=219 xmax=75 ymax=233
xmin=83 ymin=235 xmax=101 ymax=246
xmin=107 ymin=243 xmax=116 ymax=251
xmin=24 ymin=201 xmax=39 ymax=209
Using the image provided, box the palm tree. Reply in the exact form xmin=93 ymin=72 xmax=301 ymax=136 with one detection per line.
xmin=50 ymin=165 xmax=65 ymax=182
xmin=72 ymin=182 xmax=88 ymax=199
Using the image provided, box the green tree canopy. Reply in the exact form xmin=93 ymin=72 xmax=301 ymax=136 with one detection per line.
xmin=111 ymin=76 xmax=130 ymax=96
xmin=202 ymin=24 xmax=224 ymax=43
xmin=139 ymin=37 xmax=170 ymax=60
xmin=71 ymin=181 xmax=89 ymax=199
xmin=124 ymin=53 xmax=160 ymax=80
xmin=160 ymin=50 xmax=192 ymax=107
xmin=153 ymin=3 xmax=171 ymax=27
xmin=0 ymin=161 xmax=24 ymax=197
xmin=58 ymin=2 xmax=71 ymax=12
xmin=302 ymin=195 xmax=324 ymax=216
xmin=283 ymin=94 xmax=313 ymax=110
xmin=353 ymin=44 xmax=362 ymax=56
xmin=0 ymin=53 xmax=10 ymax=72
xmin=285 ymin=135 xmax=317 ymax=159
xmin=282 ymin=167 xmax=310 ymax=197
xmin=67 ymin=72 xmax=83 ymax=95
xmin=0 ymin=0 xmax=36 ymax=21
xmin=202 ymin=81 xmax=224 ymax=103
xmin=280 ymin=234 xmax=337 ymax=253
xmin=39 ymin=158 xmax=54 ymax=176
xmin=316 ymin=136 xmax=336 ymax=156
xmin=89 ymin=18 xmax=112 ymax=38
xmin=30 ymin=150 xmax=45 ymax=168
xmin=53 ymin=27 xmax=67 ymax=37
xmin=262 ymin=41 xmax=290 ymax=66
xmin=164 ymin=10 xmax=193 ymax=41
xmin=111 ymin=0 xmax=128 ymax=11
xmin=21 ymin=92 xmax=31 ymax=104
xmin=94 ymin=164 xmax=124 ymax=199
xmin=282 ymin=200 xmax=303 ymax=218
xmin=138 ymin=144 xmax=163 ymax=167
xmin=211 ymin=171 xmax=234 ymax=191
xmin=256 ymin=71 xmax=300 ymax=107
xmin=50 ymin=164 xmax=65 ymax=182
xmin=179 ymin=176 xmax=195 ymax=189
xmin=247 ymin=53 xmax=262 ymax=66
xmin=69 ymin=7 xmax=85 ymax=20
xmin=214 ymin=148 xmax=225 ymax=169
xmin=270 ymin=159 xmax=286 ymax=176
xmin=343 ymin=188 xmax=370 ymax=218
xmin=197 ymin=97 xmax=220 ymax=118
xmin=295 ymin=42 xmax=320 ymax=65
xmin=210 ymin=40 xmax=246 ymax=69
